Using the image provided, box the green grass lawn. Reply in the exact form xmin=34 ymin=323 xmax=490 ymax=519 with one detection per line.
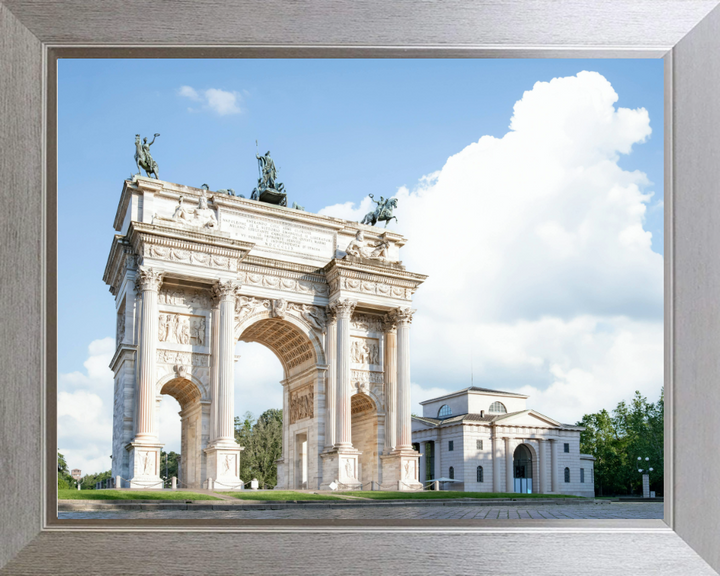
xmin=337 ymin=491 xmax=585 ymax=500
xmin=224 ymin=491 xmax=344 ymax=501
xmin=58 ymin=489 xmax=222 ymax=501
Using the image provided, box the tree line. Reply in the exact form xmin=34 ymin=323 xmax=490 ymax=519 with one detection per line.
xmin=577 ymin=389 xmax=663 ymax=496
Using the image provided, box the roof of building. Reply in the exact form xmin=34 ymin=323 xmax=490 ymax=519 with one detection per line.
xmin=419 ymin=385 xmax=529 ymax=405
xmin=412 ymin=410 xmax=585 ymax=431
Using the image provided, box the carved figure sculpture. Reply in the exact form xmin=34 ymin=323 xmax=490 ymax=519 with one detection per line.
xmin=345 ymin=231 xmax=373 ymax=259
xmin=344 ymin=230 xmax=392 ymax=262
xmin=361 ymin=194 xmax=398 ymax=227
xmin=134 ymin=133 xmax=160 ymax=179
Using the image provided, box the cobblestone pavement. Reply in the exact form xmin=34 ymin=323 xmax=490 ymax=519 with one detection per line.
xmin=60 ymin=501 xmax=663 ymax=521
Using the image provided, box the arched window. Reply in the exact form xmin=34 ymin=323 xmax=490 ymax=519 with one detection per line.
xmin=564 ymin=467 xmax=570 ymax=483
xmin=477 ymin=466 xmax=484 ymax=483
xmin=438 ymin=405 xmax=452 ymax=418
xmin=449 ymin=466 xmax=455 ymax=479
xmin=488 ymin=401 xmax=507 ymax=414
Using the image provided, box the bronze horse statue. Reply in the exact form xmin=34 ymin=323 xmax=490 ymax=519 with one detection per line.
xmin=134 ymin=133 xmax=160 ymax=179
xmin=361 ymin=194 xmax=398 ymax=228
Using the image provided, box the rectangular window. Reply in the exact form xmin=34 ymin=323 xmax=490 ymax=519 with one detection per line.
xmin=449 ymin=440 xmax=454 ymax=451
xmin=476 ymin=439 xmax=483 ymax=450
xmin=580 ymin=468 xmax=585 ymax=483
xmin=564 ymin=443 xmax=570 ymax=453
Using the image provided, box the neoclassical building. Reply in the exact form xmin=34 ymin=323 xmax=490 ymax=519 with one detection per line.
xmin=411 ymin=387 xmax=596 ymax=497
xmin=104 ymin=177 xmax=426 ymax=490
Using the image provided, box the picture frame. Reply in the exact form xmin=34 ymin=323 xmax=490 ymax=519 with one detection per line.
xmin=2 ymin=1 xmax=720 ymax=573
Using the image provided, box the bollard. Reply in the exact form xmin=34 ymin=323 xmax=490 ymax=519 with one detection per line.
xmin=208 ymin=478 xmax=214 ymax=490
xmin=116 ymin=475 xmax=121 ymax=489
xmin=171 ymin=477 xmax=177 ymax=490
xmin=433 ymin=481 xmax=439 ymax=491
xmin=250 ymin=478 xmax=259 ymax=490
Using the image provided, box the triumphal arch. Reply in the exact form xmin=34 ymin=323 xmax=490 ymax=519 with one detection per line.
xmin=105 ymin=176 xmax=426 ymax=490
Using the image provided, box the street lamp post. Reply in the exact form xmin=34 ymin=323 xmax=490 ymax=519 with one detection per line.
xmin=637 ymin=456 xmax=654 ymax=499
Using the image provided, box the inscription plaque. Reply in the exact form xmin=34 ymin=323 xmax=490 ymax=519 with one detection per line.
xmin=221 ymin=211 xmax=335 ymax=258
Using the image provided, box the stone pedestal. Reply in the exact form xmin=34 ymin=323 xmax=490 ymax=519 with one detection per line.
xmin=320 ymin=448 xmax=362 ymax=490
xmin=127 ymin=442 xmax=164 ymax=489
xmin=642 ymin=473 xmax=650 ymax=498
xmin=380 ymin=451 xmax=422 ymax=491
xmin=204 ymin=445 xmax=245 ymax=490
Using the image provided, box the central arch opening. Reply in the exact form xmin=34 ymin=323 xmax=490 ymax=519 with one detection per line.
xmin=236 ymin=315 xmax=322 ymax=490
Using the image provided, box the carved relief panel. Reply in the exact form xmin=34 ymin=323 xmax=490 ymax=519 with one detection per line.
xmin=158 ymin=313 xmax=207 ymax=346
xmin=350 ymin=337 xmax=380 ymax=366
xmin=289 ymin=385 xmax=314 ymax=424
xmin=116 ymin=301 xmax=126 ymax=345
xmin=159 ymin=287 xmax=211 ymax=309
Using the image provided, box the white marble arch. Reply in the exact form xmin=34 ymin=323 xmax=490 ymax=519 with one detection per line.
xmin=234 ymin=311 xmax=327 ymax=490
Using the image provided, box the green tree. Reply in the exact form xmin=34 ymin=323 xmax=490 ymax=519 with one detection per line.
xmin=160 ymin=450 xmax=180 ymax=486
xmin=234 ymin=409 xmax=283 ymax=488
xmin=577 ymin=389 xmax=663 ymax=496
xmin=57 ymin=452 xmax=74 ymax=489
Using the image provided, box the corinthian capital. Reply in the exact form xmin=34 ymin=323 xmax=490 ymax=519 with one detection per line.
xmin=330 ymin=298 xmax=356 ymax=318
xmin=382 ymin=310 xmax=398 ymax=332
xmin=212 ymin=280 xmax=241 ymax=302
xmin=136 ymin=267 xmax=164 ymax=292
xmin=394 ymin=307 xmax=415 ymax=324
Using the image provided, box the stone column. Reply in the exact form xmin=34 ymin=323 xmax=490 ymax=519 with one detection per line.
xmin=324 ymin=305 xmax=338 ymax=450
xmin=134 ymin=267 xmax=163 ymax=442
xmin=212 ymin=280 xmax=240 ymax=445
xmin=334 ymin=299 xmax=356 ymax=448
xmin=537 ymin=439 xmax=546 ymax=494
xmin=551 ymin=439 xmax=560 ymax=493
xmin=505 ymin=437 xmax=514 ymax=493
xmin=209 ymin=298 xmax=221 ymax=443
xmin=492 ymin=436 xmax=502 ymax=492
xmin=419 ymin=441 xmax=427 ymax=485
xmin=383 ymin=311 xmax=398 ymax=454
xmin=394 ymin=307 xmax=414 ymax=452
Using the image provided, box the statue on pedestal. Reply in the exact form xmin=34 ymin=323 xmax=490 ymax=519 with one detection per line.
xmin=361 ymin=194 xmax=398 ymax=228
xmin=134 ymin=133 xmax=160 ymax=179
xmin=251 ymin=148 xmax=287 ymax=206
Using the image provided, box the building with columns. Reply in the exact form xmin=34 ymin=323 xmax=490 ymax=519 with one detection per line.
xmin=412 ymin=387 xmax=595 ymax=497
xmin=104 ymin=176 xmax=426 ymax=490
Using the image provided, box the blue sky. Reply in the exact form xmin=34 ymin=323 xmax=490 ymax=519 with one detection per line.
xmin=58 ymin=59 xmax=663 ymax=473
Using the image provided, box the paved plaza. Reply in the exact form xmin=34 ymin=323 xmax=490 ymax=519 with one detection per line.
xmin=60 ymin=501 xmax=663 ymax=521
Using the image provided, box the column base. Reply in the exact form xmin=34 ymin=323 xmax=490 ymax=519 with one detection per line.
xmin=204 ymin=443 xmax=245 ymax=491
xmin=127 ymin=442 xmax=164 ymax=489
xmin=380 ymin=450 xmax=423 ymax=491
xmin=319 ymin=447 xmax=362 ymax=490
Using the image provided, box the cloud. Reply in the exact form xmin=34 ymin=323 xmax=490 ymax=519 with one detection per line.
xmin=178 ymin=85 xmax=242 ymax=115
xmin=323 ymin=71 xmax=663 ymax=422
xmin=58 ymin=337 xmax=115 ymax=475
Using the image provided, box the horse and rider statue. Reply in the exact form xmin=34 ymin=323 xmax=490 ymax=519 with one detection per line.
xmin=134 ymin=133 xmax=160 ymax=179
xmin=361 ymin=194 xmax=398 ymax=228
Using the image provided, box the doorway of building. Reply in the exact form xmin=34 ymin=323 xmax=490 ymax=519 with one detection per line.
xmin=513 ymin=444 xmax=533 ymax=494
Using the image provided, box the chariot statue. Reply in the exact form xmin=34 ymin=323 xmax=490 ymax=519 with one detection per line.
xmin=134 ymin=133 xmax=160 ymax=179
xmin=251 ymin=148 xmax=287 ymax=206
xmin=361 ymin=194 xmax=398 ymax=228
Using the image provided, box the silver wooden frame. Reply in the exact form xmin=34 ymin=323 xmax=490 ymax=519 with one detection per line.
xmin=2 ymin=2 xmax=720 ymax=574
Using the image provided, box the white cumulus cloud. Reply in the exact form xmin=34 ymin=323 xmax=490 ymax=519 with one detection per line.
xmin=323 ymin=71 xmax=663 ymax=422
xmin=58 ymin=337 xmax=115 ymax=475
xmin=179 ymin=85 xmax=242 ymax=115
